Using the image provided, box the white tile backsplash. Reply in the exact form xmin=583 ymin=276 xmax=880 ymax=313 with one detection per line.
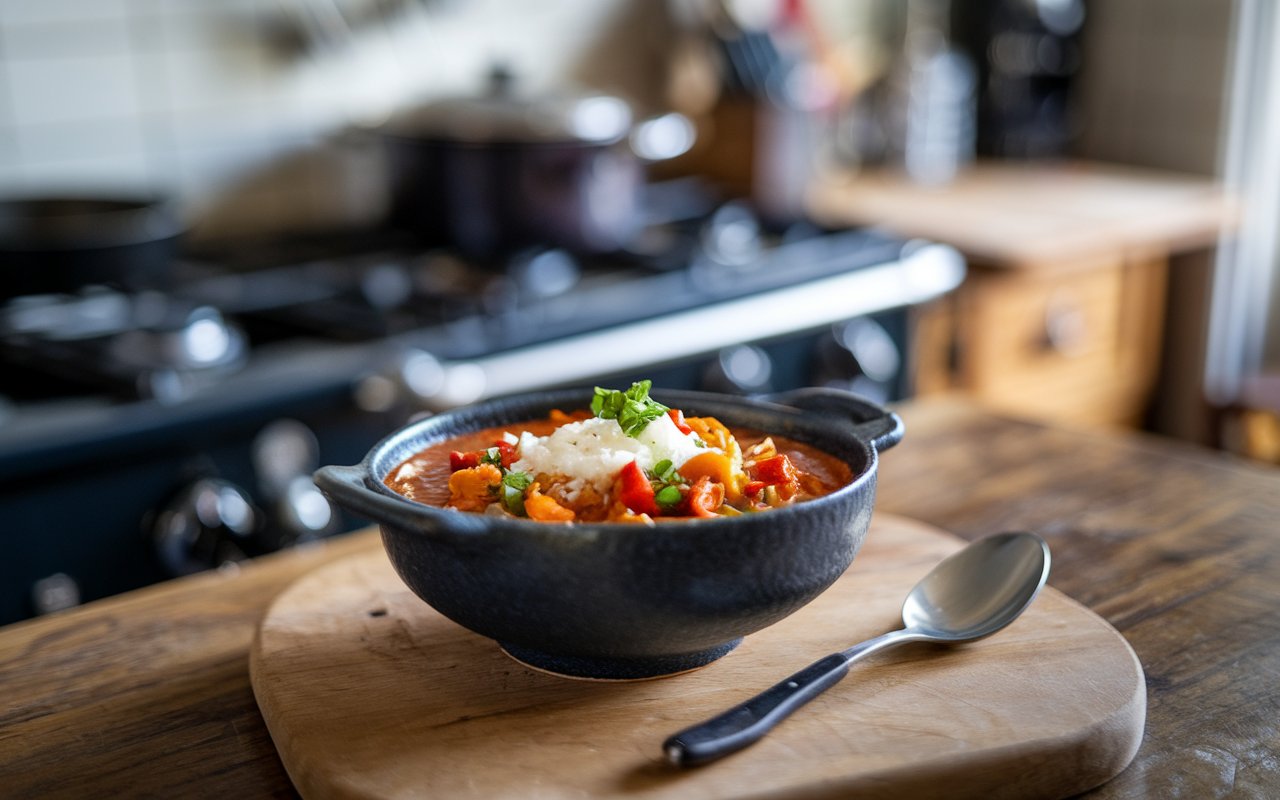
xmin=6 ymin=55 xmax=141 ymax=125
xmin=0 ymin=0 xmax=1235 ymax=238
xmin=167 ymin=105 xmax=309 ymax=158
xmin=1163 ymin=32 xmax=1231 ymax=108
xmin=17 ymin=150 xmax=156 ymax=192
xmin=154 ymin=2 xmax=262 ymax=62
xmin=0 ymin=164 xmax=21 ymax=192
xmin=0 ymin=0 xmax=130 ymax=26
xmin=0 ymin=14 xmax=135 ymax=59
xmin=1074 ymin=0 xmax=1231 ymax=176
xmin=0 ymin=125 xmax=19 ymax=191
xmin=0 ymin=0 xmax=635 ymax=237
xmin=161 ymin=49 xmax=273 ymax=113
xmin=14 ymin=117 xmax=148 ymax=166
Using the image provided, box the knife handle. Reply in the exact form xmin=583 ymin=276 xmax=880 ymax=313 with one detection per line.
xmin=662 ymin=652 xmax=849 ymax=767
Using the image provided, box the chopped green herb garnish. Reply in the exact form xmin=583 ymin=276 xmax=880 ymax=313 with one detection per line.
xmin=502 ymin=470 xmax=533 ymax=491
xmin=591 ymin=381 xmax=670 ymax=437
xmin=501 ymin=482 xmax=527 ymax=516
xmin=500 ymin=470 xmax=532 ymax=516
xmin=480 ymin=447 xmax=503 ymax=466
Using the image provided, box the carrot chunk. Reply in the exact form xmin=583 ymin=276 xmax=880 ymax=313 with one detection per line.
xmin=687 ymin=476 xmax=725 ymax=517
xmin=526 ymin=490 xmax=575 ymax=522
xmin=446 ymin=464 xmax=503 ymax=511
xmin=679 ymin=450 xmax=745 ymax=503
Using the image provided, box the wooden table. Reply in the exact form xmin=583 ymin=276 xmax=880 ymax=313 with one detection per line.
xmin=2 ymin=398 xmax=1278 ymax=798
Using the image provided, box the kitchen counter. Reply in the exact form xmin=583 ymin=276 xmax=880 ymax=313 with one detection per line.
xmin=808 ymin=161 xmax=1234 ymax=269
xmin=809 ymin=161 xmax=1237 ymax=427
xmin=2 ymin=398 xmax=1278 ymax=798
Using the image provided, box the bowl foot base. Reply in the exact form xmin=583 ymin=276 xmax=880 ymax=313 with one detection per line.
xmin=499 ymin=639 xmax=742 ymax=681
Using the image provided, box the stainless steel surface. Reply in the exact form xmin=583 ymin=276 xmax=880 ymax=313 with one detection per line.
xmin=895 ymin=531 xmax=1052 ymax=642
xmin=406 ymin=241 xmax=964 ymax=409
xmin=664 ymin=531 xmax=1051 ymax=766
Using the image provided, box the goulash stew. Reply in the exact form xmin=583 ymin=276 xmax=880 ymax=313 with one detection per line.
xmin=384 ymin=381 xmax=852 ymax=523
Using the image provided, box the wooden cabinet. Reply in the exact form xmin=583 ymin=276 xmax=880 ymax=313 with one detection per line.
xmin=914 ymin=254 xmax=1169 ymax=426
xmin=810 ymin=161 xmax=1233 ymax=427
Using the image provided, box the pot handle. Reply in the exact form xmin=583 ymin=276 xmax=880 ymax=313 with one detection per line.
xmin=764 ymin=387 xmax=904 ymax=453
xmin=313 ymin=464 xmax=414 ymax=527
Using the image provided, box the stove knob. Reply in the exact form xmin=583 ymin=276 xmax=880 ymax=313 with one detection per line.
xmin=703 ymin=344 xmax=774 ymax=395
xmin=252 ymin=419 xmax=320 ymax=498
xmin=396 ymin=349 xmax=486 ymax=411
xmin=508 ymin=248 xmax=580 ymax=298
xmin=152 ymin=478 xmax=257 ymax=577
xmin=812 ymin=318 xmax=901 ymax=404
xmin=354 ymin=373 xmax=399 ymax=413
xmin=397 ymin=349 xmax=446 ymax=403
xmin=699 ymin=202 xmax=763 ymax=268
xmin=273 ymin=475 xmax=340 ymax=546
xmin=250 ymin=420 xmax=341 ymax=548
xmin=31 ymin=572 xmax=81 ymax=615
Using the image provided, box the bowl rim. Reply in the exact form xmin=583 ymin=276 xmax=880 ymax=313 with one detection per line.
xmin=320 ymin=386 xmax=893 ymax=538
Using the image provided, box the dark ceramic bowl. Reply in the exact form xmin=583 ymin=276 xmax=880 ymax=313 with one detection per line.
xmin=314 ymin=387 xmax=902 ymax=680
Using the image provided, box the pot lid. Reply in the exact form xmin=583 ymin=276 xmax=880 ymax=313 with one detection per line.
xmin=382 ymin=66 xmax=633 ymax=146
xmin=0 ymin=195 xmax=183 ymax=251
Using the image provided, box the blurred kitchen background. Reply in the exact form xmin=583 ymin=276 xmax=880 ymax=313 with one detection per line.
xmin=0 ymin=0 xmax=1275 ymax=622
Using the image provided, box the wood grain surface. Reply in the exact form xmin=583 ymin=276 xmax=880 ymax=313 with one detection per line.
xmin=877 ymin=399 xmax=1280 ymax=799
xmin=809 ymin=161 xmax=1223 ymax=429
xmin=807 ymin=161 xmax=1235 ymax=269
xmin=249 ymin=515 xmax=1144 ymax=800
xmin=1 ymin=397 xmax=1278 ymax=798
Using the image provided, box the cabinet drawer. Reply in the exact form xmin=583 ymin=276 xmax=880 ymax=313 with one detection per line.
xmin=910 ymin=257 xmax=1168 ymax=427
xmin=966 ymin=266 xmax=1123 ymax=381
xmin=960 ymin=263 xmax=1144 ymax=423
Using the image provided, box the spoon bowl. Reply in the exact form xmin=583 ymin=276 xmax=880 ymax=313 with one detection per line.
xmin=901 ymin=531 xmax=1051 ymax=641
xmin=664 ymin=531 xmax=1051 ymax=766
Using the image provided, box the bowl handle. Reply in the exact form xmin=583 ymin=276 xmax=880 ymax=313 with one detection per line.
xmin=313 ymin=464 xmax=417 ymax=527
xmin=764 ymin=387 xmax=904 ymax=452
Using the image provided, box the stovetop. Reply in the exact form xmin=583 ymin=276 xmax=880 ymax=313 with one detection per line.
xmin=0 ymin=195 xmax=963 ymax=481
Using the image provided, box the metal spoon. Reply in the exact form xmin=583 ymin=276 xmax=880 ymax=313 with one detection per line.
xmin=663 ymin=531 xmax=1052 ymax=767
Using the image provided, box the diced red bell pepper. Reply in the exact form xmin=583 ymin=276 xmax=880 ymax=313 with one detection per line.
xmin=668 ymin=408 xmax=693 ymax=435
xmin=743 ymin=480 xmax=767 ymax=497
xmin=750 ymin=454 xmax=797 ymax=486
xmin=451 ymin=441 xmax=516 ymax=473
xmin=617 ymin=460 xmax=659 ymax=516
xmin=492 ymin=439 xmax=517 ymax=468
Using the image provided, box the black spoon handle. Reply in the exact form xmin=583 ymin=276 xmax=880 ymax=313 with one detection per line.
xmin=662 ymin=652 xmax=850 ymax=767
xmin=662 ymin=629 xmax=916 ymax=767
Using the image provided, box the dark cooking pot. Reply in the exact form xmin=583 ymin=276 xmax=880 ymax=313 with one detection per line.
xmin=378 ymin=69 xmax=694 ymax=259
xmin=0 ymin=195 xmax=183 ymax=299
xmin=314 ymin=386 xmax=903 ymax=680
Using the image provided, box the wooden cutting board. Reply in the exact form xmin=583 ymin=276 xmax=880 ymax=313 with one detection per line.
xmin=250 ymin=514 xmax=1145 ymax=799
